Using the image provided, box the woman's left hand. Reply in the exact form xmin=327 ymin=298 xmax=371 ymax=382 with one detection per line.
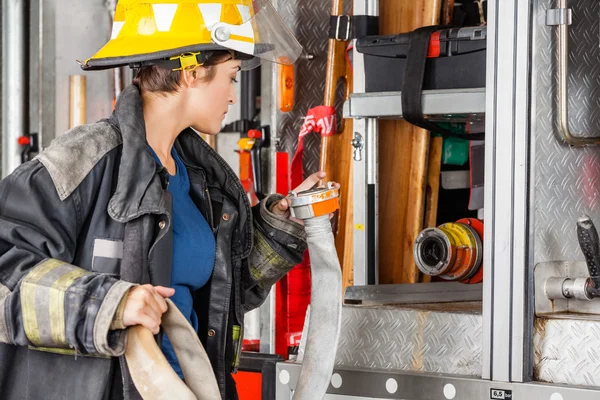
xmin=270 ymin=171 xmax=340 ymax=225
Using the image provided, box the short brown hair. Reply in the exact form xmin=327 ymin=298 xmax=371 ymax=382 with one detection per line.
xmin=133 ymin=51 xmax=233 ymax=93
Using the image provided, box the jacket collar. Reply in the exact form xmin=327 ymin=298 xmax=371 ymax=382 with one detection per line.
xmin=107 ymin=85 xmax=166 ymax=223
xmin=106 ymin=85 xmax=252 ymax=258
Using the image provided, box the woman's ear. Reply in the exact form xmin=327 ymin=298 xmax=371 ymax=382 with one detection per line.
xmin=181 ymin=67 xmax=205 ymax=88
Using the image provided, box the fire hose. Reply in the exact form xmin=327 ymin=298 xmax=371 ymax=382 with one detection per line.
xmin=124 ymin=298 xmax=221 ymax=400
xmin=124 ymin=184 xmax=342 ymax=400
xmin=288 ymin=183 xmax=342 ymax=400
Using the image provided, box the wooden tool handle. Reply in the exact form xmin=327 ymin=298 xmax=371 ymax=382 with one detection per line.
xmin=321 ymin=0 xmax=350 ymax=174
xmin=319 ymin=0 xmax=355 ymax=289
xmin=441 ymin=0 xmax=455 ymax=26
xmin=69 ymin=75 xmax=86 ymax=129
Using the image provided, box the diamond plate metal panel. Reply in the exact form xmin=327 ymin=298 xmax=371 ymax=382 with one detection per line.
xmin=534 ymin=318 xmax=600 ymax=387
xmin=534 ymin=0 xmax=600 ymax=263
xmin=269 ymin=0 xmax=331 ymax=179
xmin=533 ymin=2 xmax=600 ymax=387
xmin=335 ymin=305 xmax=483 ymax=376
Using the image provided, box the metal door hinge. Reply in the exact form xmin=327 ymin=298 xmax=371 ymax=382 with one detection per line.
xmin=546 ymin=8 xmax=572 ymax=26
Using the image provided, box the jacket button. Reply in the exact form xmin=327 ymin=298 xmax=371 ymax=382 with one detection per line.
xmin=208 ymin=329 xmax=216 ymax=337
xmin=158 ymin=220 xmax=166 ymax=230
xmin=222 ymin=213 xmax=230 ymax=221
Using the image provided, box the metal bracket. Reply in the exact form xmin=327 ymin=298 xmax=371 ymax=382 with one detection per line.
xmin=534 ymin=261 xmax=600 ymax=319
xmin=545 ymin=8 xmax=572 ymax=26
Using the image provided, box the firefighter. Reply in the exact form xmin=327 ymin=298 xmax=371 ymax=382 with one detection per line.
xmin=0 ymin=1 xmax=328 ymax=398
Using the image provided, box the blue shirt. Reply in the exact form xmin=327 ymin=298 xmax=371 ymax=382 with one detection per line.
xmin=149 ymin=146 xmax=216 ymax=379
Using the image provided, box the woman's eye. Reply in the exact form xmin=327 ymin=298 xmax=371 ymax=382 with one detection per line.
xmin=231 ymin=78 xmax=239 ymax=83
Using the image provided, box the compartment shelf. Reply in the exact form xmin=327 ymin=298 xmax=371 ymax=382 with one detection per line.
xmin=343 ymin=87 xmax=486 ymax=119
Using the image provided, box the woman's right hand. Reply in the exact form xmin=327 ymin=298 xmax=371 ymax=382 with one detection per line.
xmin=122 ymin=285 xmax=175 ymax=334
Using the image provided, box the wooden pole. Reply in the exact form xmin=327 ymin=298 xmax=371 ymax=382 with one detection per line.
xmin=320 ymin=0 xmax=354 ymax=289
xmin=378 ymin=0 xmax=442 ymax=284
xmin=421 ymin=136 xmax=443 ymax=283
xmin=441 ymin=0 xmax=455 ymax=27
xmin=69 ymin=75 xmax=86 ymax=129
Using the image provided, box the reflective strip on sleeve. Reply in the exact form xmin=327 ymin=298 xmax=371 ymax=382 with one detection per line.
xmin=21 ymin=259 xmax=64 ymax=346
xmin=48 ymin=268 xmax=90 ymax=346
xmin=20 ymin=259 xmax=91 ymax=347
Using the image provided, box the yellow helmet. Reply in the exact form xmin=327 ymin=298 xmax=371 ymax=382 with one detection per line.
xmin=80 ymin=0 xmax=302 ymax=71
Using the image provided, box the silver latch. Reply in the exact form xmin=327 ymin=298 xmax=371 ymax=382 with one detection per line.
xmin=535 ymin=217 xmax=600 ymax=317
xmin=351 ymin=132 xmax=364 ymax=162
xmin=546 ymin=8 xmax=572 ymax=26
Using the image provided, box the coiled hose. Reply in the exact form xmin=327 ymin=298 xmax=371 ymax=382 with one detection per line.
xmin=125 ymin=298 xmax=221 ymax=400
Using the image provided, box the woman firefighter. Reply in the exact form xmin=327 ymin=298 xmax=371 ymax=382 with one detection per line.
xmin=0 ymin=1 xmax=333 ymax=398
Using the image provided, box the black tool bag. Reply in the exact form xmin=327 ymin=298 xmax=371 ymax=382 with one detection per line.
xmin=356 ymin=26 xmax=487 ymax=93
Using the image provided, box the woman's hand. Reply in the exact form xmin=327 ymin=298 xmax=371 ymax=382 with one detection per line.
xmin=270 ymin=171 xmax=340 ymax=224
xmin=122 ymin=285 xmax=175 ymax=334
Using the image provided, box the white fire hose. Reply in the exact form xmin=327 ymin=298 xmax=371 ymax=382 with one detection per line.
xmin=124 ymin=184 xmax=342 ymax=400
xmin=288 ymin=183 xmax=343 ymax=400
xmin=125 ymin=299 xmax=221 ymax=400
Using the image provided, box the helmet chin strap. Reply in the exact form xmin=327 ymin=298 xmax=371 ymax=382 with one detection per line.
xmin=129 ymin=51 xmax=214 ymax=71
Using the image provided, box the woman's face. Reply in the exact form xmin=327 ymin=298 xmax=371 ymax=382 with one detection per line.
xmin=184 ymin=59 xmax=241 ymax=135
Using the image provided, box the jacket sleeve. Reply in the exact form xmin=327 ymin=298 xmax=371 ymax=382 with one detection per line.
xmin=243 ymin=194 xmax=307 ymax=312
xmin=0 ymin=160 xmax=134 ymax=357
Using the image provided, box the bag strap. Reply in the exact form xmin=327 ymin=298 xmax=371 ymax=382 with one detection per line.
xmin=401 ymin=25 xmax=485 ymax=141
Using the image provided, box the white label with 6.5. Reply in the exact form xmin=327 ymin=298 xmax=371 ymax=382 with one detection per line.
xmin=491 ymin=389 xmax=513 ymax=400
